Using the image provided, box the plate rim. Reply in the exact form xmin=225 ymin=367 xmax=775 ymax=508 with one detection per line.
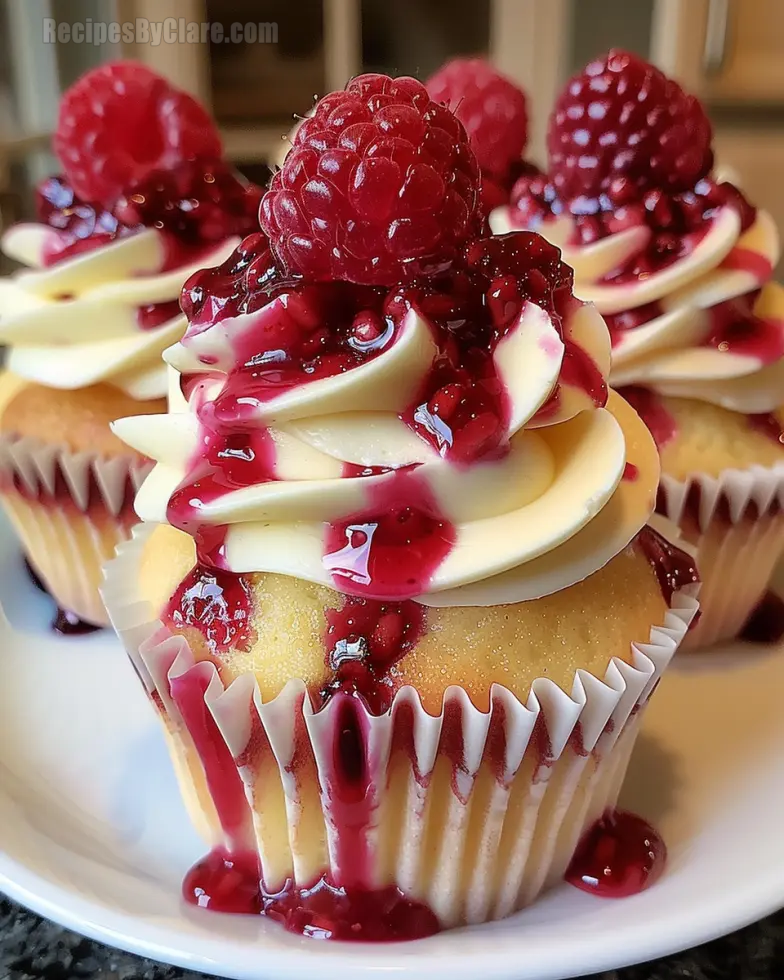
xmin=1 ymin=813 xmax=783 ymax=980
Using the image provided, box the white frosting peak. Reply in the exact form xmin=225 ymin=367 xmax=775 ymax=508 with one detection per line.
xmin=0 ymin=224 xmax=240 ymax=399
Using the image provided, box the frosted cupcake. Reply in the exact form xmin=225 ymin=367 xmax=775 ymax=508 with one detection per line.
xmin=0 ymin=62 xmax=260 ymax=630
xmin=104 ymin=74 xmax=697 ymax=938
xmin=492 ymin=50 xmax=784 ymax=649
xmin=425 ymin=58 xmax=537 ymax=219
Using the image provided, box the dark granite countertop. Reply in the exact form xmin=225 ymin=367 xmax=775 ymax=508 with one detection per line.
xmin=1 ymin=899 xmax=782 ymax=980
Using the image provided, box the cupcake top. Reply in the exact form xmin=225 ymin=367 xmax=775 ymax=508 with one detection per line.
xmin=0 ymin=62 xmax=261 ymax=400
xmin=116 ymin=73 xmax=661 ymax=607
xmin=491 ymin=50 xmax=784 ymax=415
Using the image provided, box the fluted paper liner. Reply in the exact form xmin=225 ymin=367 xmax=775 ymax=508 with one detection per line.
xmin=0 ymin=431 xmax=151 ymax=626
xmin=102 ymin=524 xmax=697 ymax=928
xmin=659 ymin=463 xmax=784 ymax=650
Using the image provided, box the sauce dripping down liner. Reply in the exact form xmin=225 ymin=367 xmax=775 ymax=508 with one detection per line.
xmin=0 ymin=427 xmax=151 ymax=626
xmin=658 ymin=464 xmax=784 ymax=650
xmin=102 ymin=523 xmax=697 ymax=931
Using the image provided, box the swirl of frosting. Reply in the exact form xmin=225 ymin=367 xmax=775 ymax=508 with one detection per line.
xmin=492 ymin=186 xmax=784 ymax=414
xmin=114 ymin=232 xmax=660 ymax=606
xmin=0 ymin=223 xmax=240 ymax=400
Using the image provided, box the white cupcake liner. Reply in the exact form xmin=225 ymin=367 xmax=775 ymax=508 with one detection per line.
xmin=0 ymin=431 xmax=150 ymax=625
xmin=102 ymin=524 xmax=697 ymax=928
xmin=659 ymin=463 xmax=784 ymax=649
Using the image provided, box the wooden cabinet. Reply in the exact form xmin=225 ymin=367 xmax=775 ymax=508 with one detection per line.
xmin=653 ymin=0 xmax=784 ymax=104
xmin=653 ymin=0 xmax=784 ymax=107
xmin=707 ymin=0 xmax=784 ymax=102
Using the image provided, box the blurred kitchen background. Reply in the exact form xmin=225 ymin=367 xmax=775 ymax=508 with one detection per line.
xmin=1 ymin=0 xmax=783 ymax=266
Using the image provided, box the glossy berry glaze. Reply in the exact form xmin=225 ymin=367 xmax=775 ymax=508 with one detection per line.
xmin=607 ymin=286 xmax=784 ymax=365
xmin=637 ymin=526 xmax=699 ymax=605
xmin=170 ymin=230 xmax=606 ymax=600
xmin=566 ymin=810 xmax=666 ymax=898
xmin=37 ymin=167 xmax=260 ymax=269
xmin=703 ymin=292 xmax=784 ymax=365
xmin=318 ymin=593 xmax=426 ymax=713
xmin=184 ymin=852 xmax=438 ymax=940
xmin=512 ymin=172 xmax=756 ymax=285
xmin=173 ymin=659 xmax=440 ymax=937
xmin=619 ymin=386 xmax=679 ymax=451
xmin=35 ymin=168 xmax=260 ymax=329
xmin=23 ymin=559 xmax=101 ymax=634
xmin=52 ymin=607 xmax=102 ymax=635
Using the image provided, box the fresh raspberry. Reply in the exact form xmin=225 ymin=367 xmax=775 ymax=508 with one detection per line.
xmin=259 ymin=73 xmax=480 ymax=286
xmin=54 ymin=61 xmax=223 ymax=208
xmin=547 ymin=49 xmax=713 ymax=205
xmin=426 ymin=58 xmax=528 ymax=178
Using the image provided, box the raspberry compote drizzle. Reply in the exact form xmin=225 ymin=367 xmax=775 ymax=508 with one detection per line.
xmin=566 ymin=810 xmax=666 ymax=898
xmin=169 ymin=231 xmax=606 ymax=597
xmin=637 ymin=525 xmax=699 ymax=605
xmin=35 ymin=167 xmax=260 ymax=326
xmin=511 ymin=174 xmax=756 ymax=284
xmin=739 ymin=591 xmax=784 ymax=644
xmin=618 ymin=386 xmax=678 ymax=451
xmin=702 ymin=294 xmax=784 ymax=365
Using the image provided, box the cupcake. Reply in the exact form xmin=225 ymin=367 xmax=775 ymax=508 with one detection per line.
xmin=426 ymin=58 xmax=539 ymax=219
xmin=103 ymin=74 xmax=698 ymax=938
xmin=0 ymin=62 xmax=261 ymax=630
xmin=491 ymin=49 xmax=784 ymax=649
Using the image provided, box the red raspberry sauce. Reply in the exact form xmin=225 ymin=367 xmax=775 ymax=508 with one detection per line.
xmin=636 ymin=526 xmax=699 ymax=605
xmin=169 ymin=234 xmax=607 ymax=593
xmin=566 ymin=810 xmax=666 ymax=898
xmin=619 ymin=386 xmax=678 ymax=451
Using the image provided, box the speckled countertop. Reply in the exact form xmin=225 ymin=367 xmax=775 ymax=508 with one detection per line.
xmin=1 ymin=900 xmax=782 ymax=980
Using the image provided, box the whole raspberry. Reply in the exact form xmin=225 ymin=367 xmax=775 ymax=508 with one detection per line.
xmin=426 ymin=58 xmax=528 ymax=178
xmin=54 ymin=61 xmax=223 ymax=208
xmin=260 ymin=73 xmax=480 ymax=286
xmin=547 ymin=49 xmax=713 ymax=205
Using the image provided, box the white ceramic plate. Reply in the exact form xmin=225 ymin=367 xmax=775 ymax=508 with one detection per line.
xmin=0 ymin=516 xmax=782 ymax=980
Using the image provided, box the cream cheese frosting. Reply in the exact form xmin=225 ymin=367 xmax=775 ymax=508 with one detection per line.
xmin=491 ymin=198 xmax=784 ymax=414
xmin=0 ymin=224 xmax=240 ymax=400
xmin=114 ymin=284 xmax=660 ymax=606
